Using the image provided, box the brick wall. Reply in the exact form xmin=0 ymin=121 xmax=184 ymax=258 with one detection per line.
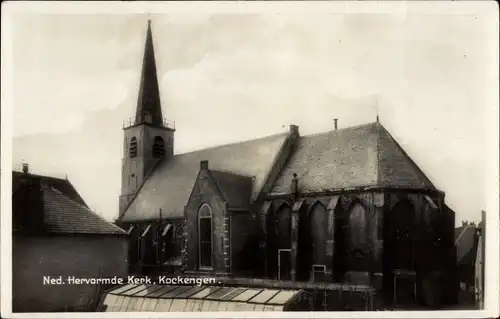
xmin=12 ymin=235 xmax=128 ymax=312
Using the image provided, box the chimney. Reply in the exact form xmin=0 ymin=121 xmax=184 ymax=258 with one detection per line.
xmin=333 ymin=119 xmax=338 ymax=130
xmin=200 ymin=160 xmax=208 ymax=170
xmin=289 ymin=124 xmax=299 ymax=135
xmin=22 ymin=163 xmax=29 ymax=174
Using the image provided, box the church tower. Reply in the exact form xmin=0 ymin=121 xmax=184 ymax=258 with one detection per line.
xmin=119 ymin=20 xmax=175 ymax=214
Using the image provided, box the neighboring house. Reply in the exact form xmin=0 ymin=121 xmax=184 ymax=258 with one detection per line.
xmin=474 ymin=211 xmax=485 ymax=309
xmin=454 ymin=220 xmax=479 ymax=307
xmin=12 ymin=165 xmax=129 ymax=312
xmin=116 ymin=21 xmax=457 ymax=310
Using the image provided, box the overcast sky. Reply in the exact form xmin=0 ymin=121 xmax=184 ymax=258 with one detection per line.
xmin=5 ymin=2 xmax=499 ymax=225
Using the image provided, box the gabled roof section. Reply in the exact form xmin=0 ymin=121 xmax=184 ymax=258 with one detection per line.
xmin=455 ymin=224 xmax=478 ymax=264
xmin=43 ymin=186 xmax=126 ymax=235
xmin=209 ymin=170 xmax=253 ymax=210
xmin=271 ymin=122 xmax=436 ymax=195
xmin=12 ymin=171 xmax=125 ymax=235
xmin=12 ymin=171 xmax=88 ymax=207
xmin=121 ymin=132 xmax=291 ymax=222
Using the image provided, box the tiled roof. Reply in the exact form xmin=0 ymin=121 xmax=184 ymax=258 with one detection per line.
xmin=13 ymin=171 xmax=126 ymax=235
xmin=121 ymin=132 xmax=291 ymax=221
xmin=271 ymin=122 xmax=435 ymax=194
xmin=13 ymin=171 xmax=88 ymax=207
xmin=455 ymin=225 xmax=478 ymax=264
xmin=209 ymin=170 xmax=253 ymax=210
xmin=43 ymin=185 xmax=126 ymax=235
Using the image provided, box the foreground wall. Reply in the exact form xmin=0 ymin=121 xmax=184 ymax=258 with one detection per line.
xmin=13 ymin=235 xmax=128 ymax=312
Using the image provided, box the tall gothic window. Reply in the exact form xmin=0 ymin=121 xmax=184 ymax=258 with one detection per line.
xmin=198 ymin=204 xmax=213 ymax=268
xmin=153 ymin=136 xmax=165 ymax=158
xmin=129 ymin=137 xmax=138 ymax=158
xmin=309 ymin=202 xmax=327 ymax=267
xmin=349 ymin=202 xmax=368 ymax=254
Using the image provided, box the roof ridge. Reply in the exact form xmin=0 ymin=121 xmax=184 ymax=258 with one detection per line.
xmin=46 ymin=186 xmax=126 ymax=234
xmin=176 ymin=131 xmax=289 ymax=156
xmin=298 ymin=122 xmax=378 ymax=139
xmin=209 ymin=169 xmax=255 ymax=180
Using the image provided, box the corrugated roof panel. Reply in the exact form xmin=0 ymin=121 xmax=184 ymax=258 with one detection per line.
xmin=207 ymin=287 xmax=234 ymax=299
xmin=149 ymin=299 xmax=160 ymax=311
xmin=221 ymin=287 xmax=245 ymax=300
xmin=156 ymin=299 xmax=173 ymax=311
xmin=183 ymin=299 xmax=196 ymax=311
xmin=201 ymin=300 xmax=212 ymax=311
xmin=121 ymin=296 xmax=132 ymax=311
xmin=191 ymin=299 xmax=203 ymax=311
xmin=133 ymin=297 xmax=146 ymax=311
xmin=209 ymin=301 xmax=220 ymax=311
xmin=191 ymin=287 xmax=221 ymax=299
xmin=264 ymin=305 xmax=276 ymax=311
xmin=217 ymin=301 xmax=229 ymax=311
xmin=147 ymin=285 xmax=175 ymax=297
xmin=162 ymin=285 xmax=192 ymax=298
xmin=126 ymin=297 xmax=139 ymax=311
xmin=110 ymin=284 xmax=136 ymax=295
xmin=234 ymin=302 xmax=254 ymax=311
xmin=139 ymin=298 xmax=151 ymax=311
xmin=135 ymin=284 xmax=164 ymax=297
xmin=175 ymin=286 xmax=204 ymax=298
xmin=122 ymin=285 xmax=149 ymax=296
xmin=253 ymin=304 xmax=265 ymax=311
xmin=249 ymin=289 xmax=280 ymax=303
xmin=267 ymin=290 xmax=297 ymax=305
xmin=232 ymin=289 xmax=262 ymax=302
xmin=170 ymin=299 xmax=188 ymax=312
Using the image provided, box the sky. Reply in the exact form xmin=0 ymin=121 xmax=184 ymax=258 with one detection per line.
xmin=5 ymin=2 xmax=499 ymax=226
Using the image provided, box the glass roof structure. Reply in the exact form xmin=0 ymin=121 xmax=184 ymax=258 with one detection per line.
xmin=100 ymin=284 xmax=304 ymax=312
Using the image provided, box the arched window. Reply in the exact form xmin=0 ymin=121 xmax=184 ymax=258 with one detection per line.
xmin=275 ymin=203 xmax=291 ymax=250
xmin=309 ymin=202 xmax=327 ymax=266
xmin=348 ymin=202 xmax=368 ymax=253
xmin=389 ymin=200 xmax=416 ymax=270
xmin=198 ymin=204 xmax=213 ymax=268
xmin=153 ymin=136 xmax=165 ymax=158
xmin=129 ymin=137 xmax=137 ymax=158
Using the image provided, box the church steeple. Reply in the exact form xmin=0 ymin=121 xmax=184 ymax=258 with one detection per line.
xmin=119 ymin=20 xmax=175 ymax=215
xmin=135 ymin=20 xmax=163 ymax=126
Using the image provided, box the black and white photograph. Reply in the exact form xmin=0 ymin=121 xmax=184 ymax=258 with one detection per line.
xmin=1 ymin=1 xmax=499 ymax=317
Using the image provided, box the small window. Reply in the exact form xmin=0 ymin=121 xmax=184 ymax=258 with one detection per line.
xmin=130 ymin=137 xmax=138 ymax=158
xmin=153 ymin=136 xmax=165 ymax=158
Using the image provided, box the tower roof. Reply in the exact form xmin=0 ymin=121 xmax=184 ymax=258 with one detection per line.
xmin=135 ymin=20 xmax=164 ymax=126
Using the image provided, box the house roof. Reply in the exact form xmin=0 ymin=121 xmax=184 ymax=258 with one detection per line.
xmin=12 ymin=171 xmax=88 ymax=207
xmin=271 ymin=122 xmax=435 ymax=194
xmin=13 ymin=171 xmax=125 ymax=235
xmin=120 ymin=132 xmax=291 ymax=221
xmin=43 ymin=186 xmax=126 ymax=235
xmin=209 ymin=170 xmax=253 ymax=210
xmin=455 ymin=224 xmax=478 ymax=264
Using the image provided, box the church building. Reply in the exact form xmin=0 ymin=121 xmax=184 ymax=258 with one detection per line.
xmin=116 ymin=21 xmax=457 ymax=309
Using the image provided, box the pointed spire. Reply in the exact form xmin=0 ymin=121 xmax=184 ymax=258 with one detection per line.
xmin=135 ymin=20 xmax=164 ymax=126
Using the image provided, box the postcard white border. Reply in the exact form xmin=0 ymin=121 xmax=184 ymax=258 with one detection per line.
xmin=1 ymin=1 xmax=499 ymax=318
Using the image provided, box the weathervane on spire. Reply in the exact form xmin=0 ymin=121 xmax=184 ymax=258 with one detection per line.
xmin=375 ymin=96 xmax=380 ymax=122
